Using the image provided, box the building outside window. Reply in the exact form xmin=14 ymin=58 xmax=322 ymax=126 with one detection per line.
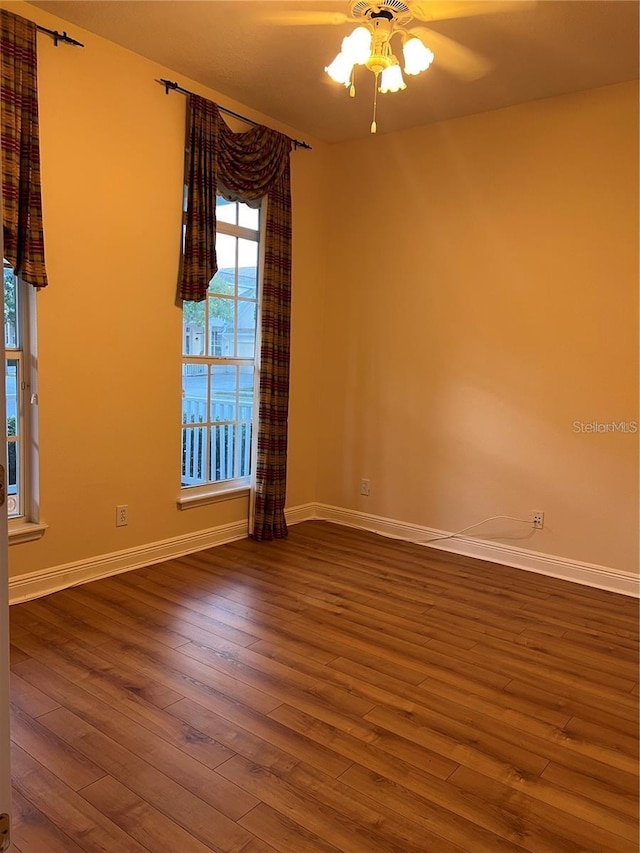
xmin=181 ymin=197 xmax=261 ymax=496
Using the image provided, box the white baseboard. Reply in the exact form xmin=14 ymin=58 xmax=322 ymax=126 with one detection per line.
xmin=309 ymin=504 xmax=639 ymax=598
xmin=9 ymin=506 xmax=315 ymax=605
xmin=9 ymin=520 xmax=249 ymax=604
xmin=284 ymin=502 xmax=318 ymax=526
xmin=9 ymin=501 xmax=638 ymax=603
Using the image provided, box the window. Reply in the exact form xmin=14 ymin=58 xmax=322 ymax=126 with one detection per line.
xmin=4 ymin=259 xmax=38 ymax=530
xmin=181 ymin=198 xmax=261 ymax=500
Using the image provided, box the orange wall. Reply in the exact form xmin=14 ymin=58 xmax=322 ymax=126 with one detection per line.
xmin=319 ymin=81 xmax=639 ymax=572
xmin=5 ymin=1 xmax=326 ymax=578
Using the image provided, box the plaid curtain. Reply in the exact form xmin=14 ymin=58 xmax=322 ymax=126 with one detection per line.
xmin=0 ymin=9 xmax=48 ymax=288
xmin=179 ymin=96 xmax=292 ymax=540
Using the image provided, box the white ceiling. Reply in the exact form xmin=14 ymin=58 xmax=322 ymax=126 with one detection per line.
xmin=28 ymin=1 xmax=640 ymax=143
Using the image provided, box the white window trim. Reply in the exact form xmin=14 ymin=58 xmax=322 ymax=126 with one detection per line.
xmin=8 ymin=520 xmax=48 ymax=544
xmin=178 ymin=200 xmax=264 ymax=505
xmin=177 ymin=484 xmax=250 ymax=511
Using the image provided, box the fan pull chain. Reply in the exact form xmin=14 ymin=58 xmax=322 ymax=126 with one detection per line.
xmin=371 ymin=73 xmax=379 ymax=133
xmin=350 ymin=66 xmax=356 ymax=98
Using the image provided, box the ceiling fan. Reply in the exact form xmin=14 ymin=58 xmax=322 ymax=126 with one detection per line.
xmin=265 ymin=0 xmax=535 ymax=133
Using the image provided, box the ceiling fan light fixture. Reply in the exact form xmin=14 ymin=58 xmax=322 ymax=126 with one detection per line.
xmin=379 ymin=58 xmax=406 ymax=93
xmin=324 ymin=0 xmax=441 ymax=131
xmin=325 ymin=51 xmax=354 ymax=86
xmin=365 ymin=50 xmax=392 ymax=75
xmin=402 ymin=36 xmax=434 ymax=75
xmin=342 ymin=26 xmax=372 ymax=64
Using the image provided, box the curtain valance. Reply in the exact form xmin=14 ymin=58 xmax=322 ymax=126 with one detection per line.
xmin=179 ymin=96 xmax=291 ymax=302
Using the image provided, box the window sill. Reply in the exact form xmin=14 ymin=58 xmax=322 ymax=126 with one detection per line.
xmin=177 ymin=486 xmax=250 ymax=511
xmin=8 ymin=520 xmax=48 ymax=545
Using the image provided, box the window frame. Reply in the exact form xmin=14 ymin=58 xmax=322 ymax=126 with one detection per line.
xmin=178 ymin=199 xmax=263 ymax=509
xmin=3 ymin=261 xmax=45 ymax=542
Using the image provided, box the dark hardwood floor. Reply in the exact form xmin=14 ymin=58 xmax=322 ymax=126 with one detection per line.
xmin=8 ymin=520 xmax=639 ymax=852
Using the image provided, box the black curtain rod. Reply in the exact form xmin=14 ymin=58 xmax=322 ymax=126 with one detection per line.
xmin=36 ymin=25 xmax=84 ymax=47
xmin=159 ymin=78 xmax=311 ymax=151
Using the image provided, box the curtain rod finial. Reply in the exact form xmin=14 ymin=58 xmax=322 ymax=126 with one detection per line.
xmin=160 ymin=78 xmax=178 ymax=95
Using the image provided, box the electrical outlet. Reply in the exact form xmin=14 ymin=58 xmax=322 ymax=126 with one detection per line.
xmin=359 ymin=479 xmax=370 ymax=496
xmin=532 ymin=510 xmax=544 ymax=530
xmin=116 ymin=505 xmax=128 ymax=527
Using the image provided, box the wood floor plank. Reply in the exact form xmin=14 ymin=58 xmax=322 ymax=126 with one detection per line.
xmin=540 ymin=761 xmax=638 ymax=820
xmin=11 ymin=788 xmax=87 ymax=853
xmin=9 ymin=670 xmax=60 ymax=718
xmin=239 ymin=803 xmax=344 ymax=853
xmin=80 ymin=775 xmax=216 ymax=853
xmin=564 ymin=714 xmax=639 ymax=759
xmin=450 ymin=764 xmax=637 ymax=851
xmin=174 ymin=635 xmax=377 ymax=718
xmin=8 ymin=521 xmax=638 ymax=853
xmin=80 ymin=576 xmax=260 ymax=649
xmin=555 ymin=626 xmax=639 ymax=663
xmin=34 ymin=706 xmax=274 ymax=852
xmin=15 ymin=597 xmax=117 ymax=647
xmin=476 ymin=631 xmax=638 ymax=689
xmin=136 ymin=558 xmax=316 ymax=628
xmin=12 ymin=617 xmax=278 ymax=717
xmin=11 ymin=744 xmax=149 ymax=853
xmin=11 ymin=619 xmax=185 ymax=710
xmin=218 ymin=754 xmax=470 ymax=853
xmin=12 ymin=654 xmax=235 ymax=772
xmin=253 ymin=638 xmax=572 ymax=728
xmin=28 ymin=679 xmax=257 ymax=821
xmin=8 ymin=643 xmax=30 ymax=667
xmin=10 ymin=702 xmax=107 ymax=792
xmin=368 ymin=704 xmax=638 ymax=833
xmin=338 ymin=762 xmax=583 ymax=853
xmin=102 ymin=573 xmax=269 ymax=647
xmin=424 ymin=636 xmax=638 ymax=712
xmin=269 ymin=699 xmax=460 ymax=781
xmin=504 ymin=677 xmax=640 ymax=731
xmin=52 ymin=585 xmax=193 ymax=650
xmin=167 ymin=695 xmax=354 ymax=778
xmin=365 ymin=701 xmax=549 ymax=776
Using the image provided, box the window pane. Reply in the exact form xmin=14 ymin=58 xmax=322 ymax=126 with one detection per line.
xmin=210 ymin=424 xmax=235 ymax=482
xmin=6 ymin=359 xmax=18 ymax=433
xmin=183 ymin=300 xmax=205 ymax=356
xmin=4 ymin=264 xmax=17 ymax=349
xmin=6 ymin=356 xmax=20 ymax=517
xmin=238 ymin=203 xmax=259 ymax=230
xmin=238 ymin=366 xmax=254 ymax=421
xmin=211 ymin=365 xmax=237 ymax=422
xmin=210 ymin=234 xmax=236 ymax=292
xmin=182 ymin=363 xmax=207 ymax=424
xmin=216 ymin=197 xmax=236 ymax=225
xmin=238 ymin=239 xmax=258 ymax=299
xmin=7 ymin=439 xmax=18 ymax=517
xmin=238 ymin=422 xmax=252 ymax=477
xmin=238 ymin=301 xmax=257 ymax=358
xmin=181 ymin=426 xmax=207 ymax=485
xmin=208 ymin=297 xmax=233 ymax=357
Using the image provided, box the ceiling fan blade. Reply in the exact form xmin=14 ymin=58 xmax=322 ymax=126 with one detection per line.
xmin=409 ymin=25 xmax=492 ymax=81
xmin=410 ymin=1 xmax=536 ymax=23
xmin=261 ymin=10 xmax=352 ymax=27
